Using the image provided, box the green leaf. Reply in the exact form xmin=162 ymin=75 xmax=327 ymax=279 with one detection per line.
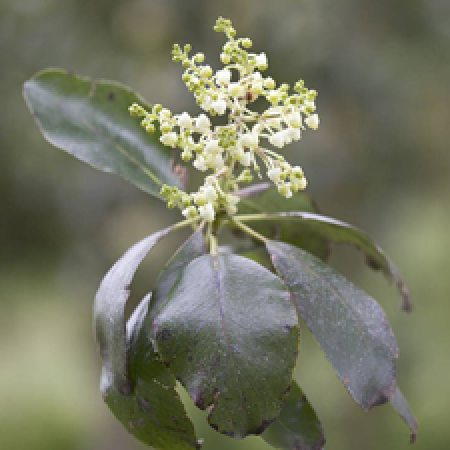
xmin=265 ymin=241 xmax=398 ymax=411
xmin=262 ymin=380 xmax=325 ymax=450
xmin=148 ymin=228 xmax=207 ymax=322
xmin=391 ymin=387 xmax=418 ymax=444
xmin=94 ymin=226 xmax=200 ymax=449
xmin=103 ymin=294 xmax=200 ymax=449
xmin=153 ymin=253 xmax=299 ymax=438
xmin=23 ymin=69 xmax=181 ymax=198
xmin=239 ymin=212 xmax=411 ymax=311
xmin=237 ymin=187 xmax=330 ymax=261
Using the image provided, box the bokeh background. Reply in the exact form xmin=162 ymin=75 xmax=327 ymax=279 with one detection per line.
xmin=1 ymin=0 xmax=449 ymax=449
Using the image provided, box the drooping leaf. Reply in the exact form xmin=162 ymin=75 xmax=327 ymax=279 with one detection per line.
xmin=153 ymin=253 xmax=299 ymax=438
xmin=23 ymin=69 xmax=181 ymax=198
xmin=265 ymin=241 xmax=398 ymax=411
xmin=148 ymin=227 xmax=207 ymax=322
xmin=390 ymin=387 xmax=418 ymax=444
xmin=262 ymin=380 xmax=325 ymax=450
xmin=94 ymin=226 xmax=200 ymax=448
xmin=237 ymin=187 xmax=330 ymax=261
xmin=103 ymin=294 xmax=200 ymax=449
xmin=239 ymin=212 xmax=411 ymax=311
xmin=94 ymin=226 xmax=173 ymax=391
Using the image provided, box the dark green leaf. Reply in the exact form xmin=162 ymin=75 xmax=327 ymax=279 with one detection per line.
xmin=265 ymin=241 xmax=398 ymax=411
xmin=262 ymin=380 xmax=325 ymax=450
xmin=154 ymin=253 xmax=299 ymax=438
xmin=94 ymin=226 xmax=173 ymax=392
xmin=247 ymin=212 xmax=411 ymax=311
xmin=237 ymin=187 xmax=330 ymax=261
xmin=23 ymin=69 xmax=181 ymax=197
xmin=103 ymin=294 xmax=200 ymax=449
xmin=148 ymin=228 xmax=207 ymax=322
xmin=94 ymin=226 xmax=200 ymax=448
xmin=391 ymin=387 xmax=418 ymax=444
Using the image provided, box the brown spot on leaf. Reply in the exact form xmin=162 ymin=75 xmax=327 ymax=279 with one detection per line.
xmin=108 ymin=91 xmax=115 ymax=101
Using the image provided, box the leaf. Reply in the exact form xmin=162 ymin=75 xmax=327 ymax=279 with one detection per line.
xmin=153 ymin=253 xmax=300 ymax=438
xmin=391 ymin=387 xmax=418 ymax=444
xmin=94 ymin=226 xmax=173 ymax=391
xmin=237 ymin=188 xmax=330 ymax=261
xmin=148 ymin=227 xmax=207 ymax=322
xmin=265 ymin=241 xmax=398 ymax=411
xmin=23 ymin=69 xmax=181 ymax=198
xmin=262 ymin=380 xmax=325 ymax=450
xmin=103 ymin=294 xmax=200 ymax=449
xmin=94 ymin=226 xmax=200 ymax=448
xmin=241 ymin=212 xmax=412 ymax=311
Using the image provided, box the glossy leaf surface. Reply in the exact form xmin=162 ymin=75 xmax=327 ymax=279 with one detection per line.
xmin=265 ymin=241 xmax=398 ymax=411
xmin=240 ymin=212 xmax=411 ymax=311
xmin=262 ymin=380 xmax=325 ymax=450
xmin=149 ymin=228 xmax=206 ymax=322
xmin=23 ymin=69 xmax=180 ymax=197
xmin=103 ymin=294 xmax=200 ymax=449
xmin=154 ymin=253 xmax=299 ymax=438
xmin=94 ymin=227 xmax=199 ymax=448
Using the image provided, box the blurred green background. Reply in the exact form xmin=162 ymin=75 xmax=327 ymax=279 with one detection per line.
xmin=1 ymin=0 xmax=449 ymax=449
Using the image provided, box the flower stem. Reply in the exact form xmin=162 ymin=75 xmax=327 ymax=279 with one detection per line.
xmin=231 ymin=219 xmax=267 ymax=244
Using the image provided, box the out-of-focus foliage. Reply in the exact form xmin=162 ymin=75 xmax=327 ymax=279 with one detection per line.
xmin=1 ymin=0 xmax=450 ymax=449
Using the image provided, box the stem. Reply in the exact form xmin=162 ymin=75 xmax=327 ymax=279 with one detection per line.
xmin=172 ymin=216 xmax=201 ymax=231
xmin=232 ymin=219 xmax=267 ymax=244
xmin=210 ymin=232 xmax=218 ymax=255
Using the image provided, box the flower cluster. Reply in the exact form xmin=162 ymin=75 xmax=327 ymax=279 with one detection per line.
xmin=129 ymin=17 xmax=319 ymax=222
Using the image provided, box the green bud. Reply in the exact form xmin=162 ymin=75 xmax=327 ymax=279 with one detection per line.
xmin=241 ymin=38 xmax=252 ymax=48
xmin=181 ymin=150 xmax=193 ymax=162
xmin=194 ymin=53 xmax=205 ymax=63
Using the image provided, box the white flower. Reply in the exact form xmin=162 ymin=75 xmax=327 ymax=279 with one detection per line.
xmin=212 ymin=99 xmax=227 ymax=115
xmin=292 ymin=177 xmax=308 ymax=191
xmin=304 ymin=100 xmax=316 ymax=112
xmin=200 ymin=65 xmax=213 ymax=78
xmin=177 ymin=112 xmax=192 ymax=129
xmin=255 ymin=52 xmax=268 ymax=69
xmin=268 ymin=167 xmax=282 ymax=183
xmin=278 ymin=182 xmax=293 ymax=198
xmin=241 ymin=151 xmax=251 ymax=167
xmin=160 ymin=132 xmax=178 ymax=148
xmin=198 ymin=202 xmax=215 ymax=222
xmin=285 ymin=128 xmax=301 ymax=143
xmin=182 ymin=206 xmax=198 ymax=218
xmin=193 ymin=155 xmax=207 ymax=171
xmin=286 ymin=111 xmax=302 ymax=128
xmin=225 ymin=194 xmax=239 ymax=215
xmin=263 ymin=77 xmax=275 ymax=89
xmin=266 ymin=117 xmax=282 ymax=130
xmin=201 ymin=95 xmax=212 ymax=111
xmin=205 ymin=139 xmax=221 ymax=154
xmin=228 ymin=82 xmax=245 ymax=98
xmin=269 ymin=131 xmax=286 ymax=148
xmin=195 ymin=114 xmax=211 ymax=132
xmin=240 ymin=132 xmax=259 ymax=149
xmin=216 ymin=69 xmax=231 ymax=85
xmin=220 ymin=52 xmax=231 ymax=64
xmin=202 ymin=185 xmax=218 ymax=202
xmin=214 ymin=153 xmax=225 ymax=168
xmin=305 ymin=114 xmax=320 ymax=130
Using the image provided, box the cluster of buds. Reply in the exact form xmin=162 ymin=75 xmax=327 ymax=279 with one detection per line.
xmin=129 ymin=17 xmax=319 ymax=222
